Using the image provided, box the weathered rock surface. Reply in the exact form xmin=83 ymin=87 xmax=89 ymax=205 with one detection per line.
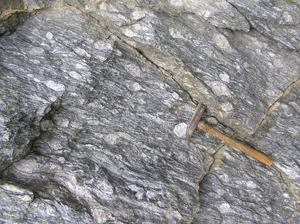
xmin=0 ymin=180 xmax=94 ymax=223
xmin=195 ymin=146 xmax=300 ymax=223
xmin=0 ymin=6 xmax=213 ymax=223
xmin=81 ymin=0 xmax=300 ymax=135
xmin=0 ymin=0 xmax=300 ymax=223
xmin=228 ymin=0 xmax=300 ymax=50
xmin=0 ymin=0 xmax=55 ymax=36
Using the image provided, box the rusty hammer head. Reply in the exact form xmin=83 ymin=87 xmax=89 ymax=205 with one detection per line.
xmin=186 ymin=104 xmax=206 ymax=144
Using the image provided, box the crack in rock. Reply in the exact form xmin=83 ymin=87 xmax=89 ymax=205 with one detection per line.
xmin=272 ymin=163 xmax=300 ymax=203
xmin=256 ymin=76 xmax=300 ymax=132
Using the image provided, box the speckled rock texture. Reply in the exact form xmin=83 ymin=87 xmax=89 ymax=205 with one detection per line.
xmin=0 ymin=0 xmax=300 ymax=223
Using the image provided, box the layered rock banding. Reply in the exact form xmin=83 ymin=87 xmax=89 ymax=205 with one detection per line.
xmin=1 ymin=0 xmax=300 ymax=223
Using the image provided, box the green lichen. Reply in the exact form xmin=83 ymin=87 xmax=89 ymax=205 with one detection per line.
xmin=285 ymin=0 xmax=299 ymax=6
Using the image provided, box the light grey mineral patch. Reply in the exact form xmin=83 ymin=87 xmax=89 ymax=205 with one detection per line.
xmin=173 ymin=123 xmax=187 ymax=139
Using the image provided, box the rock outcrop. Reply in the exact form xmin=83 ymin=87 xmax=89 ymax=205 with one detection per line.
xmin=1 ymin=0 xmax=300 ymax=223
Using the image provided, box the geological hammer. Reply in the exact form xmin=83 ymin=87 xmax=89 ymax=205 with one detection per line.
xmin=186 ymin=104 xmax=273 ymax=166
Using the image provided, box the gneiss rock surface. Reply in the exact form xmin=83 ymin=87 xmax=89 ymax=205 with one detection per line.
xmin=194 ymin=146 xmax=300 ymax=223
xmin=194 ymin=80 xmax=300 ymax=223
xmin=0 ymin=180 xmax=94 ymax=223
xmin=0 ymin=0 xmax=300 ymax=223
xmin=84 ymin=0 xmax=300 ymax=135
xmin=0 ymin=0 xmax=55 ymax=36
xmin=0 ymin=7 xmax=213 ymax=223
xmin=227 ymin=0 xmax=300 ymax=50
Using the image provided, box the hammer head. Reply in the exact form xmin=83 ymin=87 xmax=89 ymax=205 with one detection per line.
xmin=186 ymin=104 xmax=206 ymax=144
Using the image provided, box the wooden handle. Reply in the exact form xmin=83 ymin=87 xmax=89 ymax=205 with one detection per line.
xmin=197 ymin=121 xmax=273 ymax=166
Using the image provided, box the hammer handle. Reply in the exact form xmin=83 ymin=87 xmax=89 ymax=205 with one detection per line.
xmin=197 ymin=121 xmax=273 ymax=166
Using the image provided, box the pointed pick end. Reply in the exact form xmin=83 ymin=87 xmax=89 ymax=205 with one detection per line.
xmin=185 ymin=104 xmax=206 ymax=145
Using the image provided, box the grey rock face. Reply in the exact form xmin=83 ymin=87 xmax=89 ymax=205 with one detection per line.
xmin=253 ymin=81 xmax=300 ymax=203
xmin=0 ymin=6 xmax=212 ymax=223
xmin=1 ymin=0 xmax=300 ymax=223
xmin=0 ymin=64 xmax=59 ymax=172
xmin=132 ymin=0 xmax=250 ymax=32
xmin=85 ymin=0 xmax=300 ymax=135
xmin=0 ymin=0 xmax=55 ymax=36
xmin=194 ymin=147 xmax=300 ymax=224
xmin=194 ymin=69 xmax=300 ymax=224
xmin=194 ymin=79 xmax=300 ymax=223
xmin=227 ymin=0 xmax=300 ymax=50
xmin=0 ymin=180 xmax=93 ymax=223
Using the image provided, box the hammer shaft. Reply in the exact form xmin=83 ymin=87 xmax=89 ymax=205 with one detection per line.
xmin=197 ymin=121 xmax=273 ymax=166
